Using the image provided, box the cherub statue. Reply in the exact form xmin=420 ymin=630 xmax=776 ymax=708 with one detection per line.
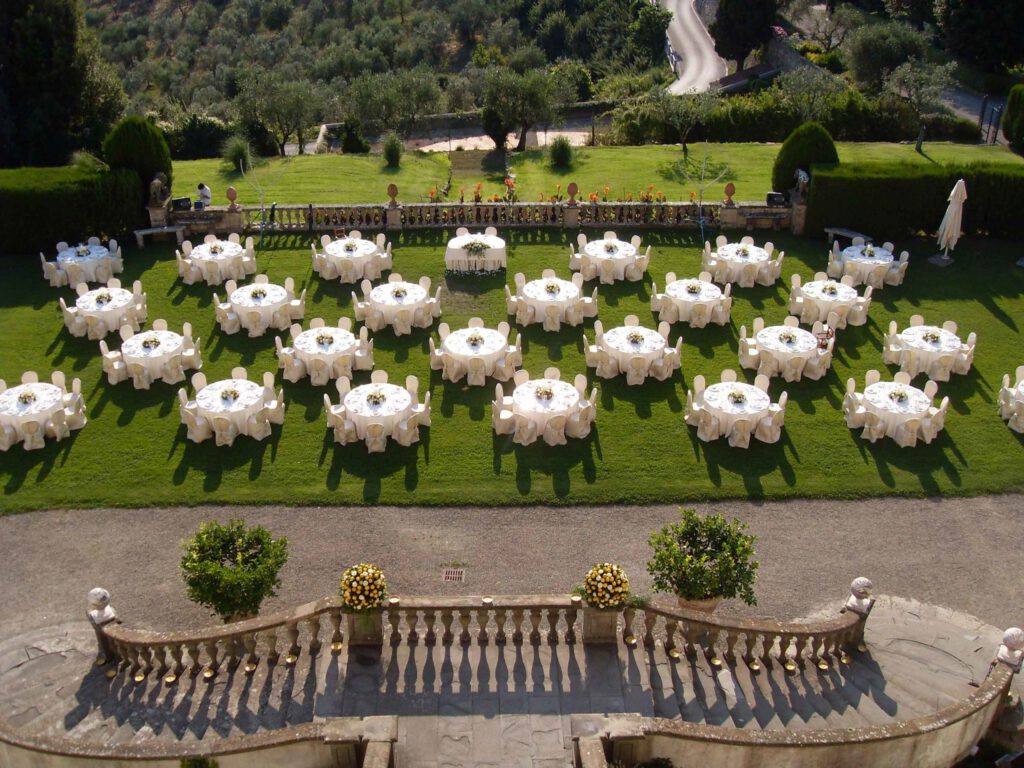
xmin=843 ymin=577 xmax=875 ymax=616
xmin=996 ymin=627 xmax=1024 ymax=672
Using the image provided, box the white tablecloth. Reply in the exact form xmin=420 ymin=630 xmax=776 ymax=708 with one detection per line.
xmin=368 ymin=282 xmax=428 ymax=325
xmin=702 ymin=382 xmax=771 ymax=435
xmin=230 ymin=284 xmax=288 ymax=330
xmin=756 ymin=326 xmax=818 ymax=361
xmin=76 ymin=288 xmax=134 ymax=333
xmin=190 ymin=241 xmax=244 ymax=282
xmin=601 ymin=326 xmax=666 ymax=369
xmin=520 ymin=279 xmax=579 ymax=321
xmin=664 ymin=279 xmax=721 ymax=321
xmin=121 ymin=330 xmax=185 ymax=379
xmin=292 ymin=328 xmax=358 ymax=368
xmin=442 ymin=328 xmax=508 ymax=374
xmin=801 ymin=280 xmax=858 ymax=320
xmin=896 ymin=326 xmax=962 ymax=374
xmin=57 ymin=245 xmax=111 ymax=283
xmin=840 ymin=245 xmax=893 ymax=285
xmin=863 ymin=382 xmax=931 ymax=437
xmin=195 ymin=379 xmax=265 ymax=433
xmin=583 ymin=239 xmax=638 ymax=280
xmin=0 ymin=383 xmax=64 ymax=437
xmin=715 ymin=244 xmax=768 ymax=283
xmin=324 ymin=238 xmax=378 ymax=279
xmin=512 ymin=379 xmax=580 ymax=432
xmin=344 ymin=383 xmax=412 ymax=437
xmin=445 ymin=234 xmax=506 ymax=271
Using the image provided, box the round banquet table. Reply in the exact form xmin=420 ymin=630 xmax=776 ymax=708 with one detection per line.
xmin=0 ymin=383 xmax=65 ymax=438
xmin=756 ymin=326 xmax=819 ymax=364
xmin=445 ymin=234 xmax=507 ymax=271
xmin=840 ymin=245 xmax=893 ymax=285
xmin=664 ymin=279 xmax=721 ymax=321
xmin=76 ymin=287 xmax=134 ymax=333
xmin=344 ymin=383 xmax=412 ymax=438
xmin=600 ymin=326 xmax=666 ymax=369
xmin=511 ymin=378 xmax=579 ymax=432
xmin=195 ymin=379 xmax=265 ymax=434
xmin=292 ymin=327 xmax=358 ymax=369
xmin=442 ymin=328 xmax=508 ymax=374
xmin=896 ymin=325 xmax=962 ymax=376
xmin=324 ymin=238 xmax=378 ymax=278
xmin=714 ymin=244 xmax=770 ymax=284
xmin=520 ymin=279 xmax=580 ymax=321
xmin=701 ymin=382 xmax=771 ymax=435
xmin=120 ymin=330 xmax=185 ymax=379
xmin=190 ymin=241 xmax=244 ymax=282
xmin=800 ymin=280 xmax=858 ymax=321
xmin=863 ymin=381 xmax=931 ymax=437
xmin=57 ymin=244 xmax=110 ymax=283
xmin=583 ymin=239 xmax=638 ymax=280
xmin=368 ymin=282 xmax=428 ymax=325
xmin=230 ymin=283 xmax=288 ymax=331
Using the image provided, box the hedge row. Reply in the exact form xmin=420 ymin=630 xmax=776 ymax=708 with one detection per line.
xmin=0 ymin=167 xmax=143 ymax=255
xmin=805 ymin=162 xmax=1024 ymax=239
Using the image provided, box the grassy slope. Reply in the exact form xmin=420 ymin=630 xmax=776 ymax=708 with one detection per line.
xmin=171 ymin=143 xmax=1023 ymax=208
xmin=2 ymin=230 xmax=1023 ymax=513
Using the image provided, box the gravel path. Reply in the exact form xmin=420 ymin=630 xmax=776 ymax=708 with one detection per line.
xmin=1 ymin=495 xmax=1022 ymax=640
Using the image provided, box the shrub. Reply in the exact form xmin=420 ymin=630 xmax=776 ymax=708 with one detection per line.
xmin=771 ymin=121 xmax=839 ymax=194
xmin=647 ymin=509 xmax=759 ymax=605
xmin=549 ymin=135 xmax=574 ymax=169
xmin=844 ymin=21 xmax=927 ymax=91
xmin=164 ymin=114 xmax=234 ymax=160
xmin=382 ymin=132 xmax=403 ymax=168
xmin=180 ymin=520 xmax=288 ymax=621
xmin=1003 ymin=84 xmax=1024 ymax=148
xmin=221 ymin=135 xmax=252 ymax=173
xmin=339 ymin=122 xmax=370 ymax=154
xmin=811 ymin=50 xmax=845 ymax=74
xmin=102 ymin=115 xmax=173 ymax=199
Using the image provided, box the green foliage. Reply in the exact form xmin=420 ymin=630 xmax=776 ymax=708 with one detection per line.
xmin=811 ymin=50 xmax=846 ymax=74
xmin=260 ymin=0 xmax=292 ymax=31
xmin=935 ymin=0 xmax=1024 ymax=74
xmin=382 ymin=132 xmax=403 ymax=168
xmin=774 ymin=68 xmax=846 ymax=122
xmin=882 ymin=0 xmax=933 ymax=27
xmin=180 ymin=519 xmax=289 ymax=620
xmin=711 ymin=0 xmax=776 ymax=66
xmin=628 ymin=3 xmax=673 ymax=67
xmin=164 ymin=114 xmax=234 ymax=161
xmin=772 ymin=122 xmax=839 ymax=193
xmin=806 ymin=161 xmax=1024 ymax=238
xmin=1003 ymin=85 xmax=1024 ymax=148
xmin=482 ymin=66 xmax=574 ymax=153
xmin=236 ymin=71 xmax=324 ymax=156
xmin=221 ymin=135 xmax=252 ymax=173
xmin=844 ymin=21 xmax=927 ymax=91
xmin=481 ymin=107 xmax=510 ymax=152
xmin=102 ymin=116 xmax=173 ymax=197
xmin=647 ymin=510 xmax=759 ymax=605
xmin=549 ymin=135 xmax=574 ymax=169
xmin=0 ymin=166 xmax=142 ymax=253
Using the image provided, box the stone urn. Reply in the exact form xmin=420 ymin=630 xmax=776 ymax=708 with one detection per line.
xmin=345 ymin=610 xmax=384 ymax=647
xmin=582 ymin=604 xmax=620 ymax=644
xmin=676 ymin=596 xmax=722 ymax=613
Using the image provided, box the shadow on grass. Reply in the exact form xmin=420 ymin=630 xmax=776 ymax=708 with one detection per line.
xmin=317 ymin=431 xmax=423 ymax=501
xmin=171 ymin=423 xmax=283 ymax=489
xmin=1 ymin=429 xmax=80 ymax=494
xmin=851 ymin=429 xmax=965 ymax=491
xmin=685 ymin=429 xmax=799 ymax=495
xmin=491 ymin=429 xmax=600 ymax=499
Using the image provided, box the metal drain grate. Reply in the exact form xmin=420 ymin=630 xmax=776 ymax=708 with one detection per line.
xmin=442 ymin=567 xmax=465 ymax=583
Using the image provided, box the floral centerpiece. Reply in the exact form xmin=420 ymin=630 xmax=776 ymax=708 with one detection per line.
xmin=534 ymin=384 xmax=554 ymax=401
xmin=75 ymin=245 xmax=91 ymax=257
xmin=863 ymin=244 xmax=875 ymax=257
xmin=626 ymin=330 xmax=645 ymax=345
xmin=209 ymin=243 xmax=223 ymax=255
xmin=316 ymin=332 xmax=334 ymax=346
xmin=391 ymin=285 xmax=407 ymax=299
xmin=466 ymin=331 xmax=484 ymax=347
xmin=727 ymin=389 xmax=747 ymax=405
xmin=18 ymin=390 xmax=36 ymax=405
xmin=822 ymin=282 xmax=839 ymax=296
xmin=141 ymin=335 xmax=161 ymax=350
xmin=889 ymin=387 xmax=910 ymax=403
xmin=94 ymin=291 xmax=111 ymax=305
xmin=686 ymin=281 xmax=703 ymax=295
xmin=340 ymin=562 xmax=388 ymax=646
xmin=464 ymin=238 xmax=489 ymax=255
xmin=365 ymin=388 xmax=387 ymax=406
xmin=922 ymin=329 xmax=941 ymax=343
xmin=778 ymin=329 xmax=797 ymax=344
xmin=603 ymin=241 xmax=618 ymax=253
xmin=220 ymin=388 xmax=239 ymax=402
xmin=736 ymin=245 xmax=750 ymax=257
xmin=581 ymin=563 xmax=630 ymax=609
xmin=342 ymin=239 xmax=357 ymax=252
xmin=250 ymin=287 xmax=266 ymax=300
xmin=544 ymin=281 xmax=560 ymax=295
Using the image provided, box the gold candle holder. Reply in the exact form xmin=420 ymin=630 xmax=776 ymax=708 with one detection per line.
xmin=244 ymin=661 xmax=258 ymax=674
xmin=331 ymin=641 xmax=344 ymax=653
xmin=840 ymin=652 xmax=851 ymax=665
xmin=163 ymin=672 xmax=178 ymax=685
xmin=748 ymin=659 xmax=762 ymax=672
xmin=668 ymin=648 xmax=681 ymax=660
xmin=388 ymin=597 xmax=400 ymax=607
xmin=133 ymin=671 xmax=146 ymax=683
xmin=203 ymin=667 xmax=216 ymax=680
xmin=94 ymin=657 xmax=107 ymax=667
xmin=817 ymin=658 xmax=829 ymax=671
xmin=481 ymin=596 xmax=493 ymax=606
xmin=284 ymin=654 xmax=298 ymax=666
xmin=857 ymin=642 xmax=867 ymax=653
xmin=570 ymin=595 xmax=582 ymax=604
xmin=784 ymin=660 xmax=797 ymax=673
xmin=105 ymin=668 xmax=117 ymax=679
xmin=624 ymin=634 xmax=637 ymax=647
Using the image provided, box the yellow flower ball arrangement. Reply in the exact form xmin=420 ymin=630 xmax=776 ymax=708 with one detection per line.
xmin=582 ymin=563 xmax=630 ymax=610
xmin=340 ymin=563 xmax=387 ymax=612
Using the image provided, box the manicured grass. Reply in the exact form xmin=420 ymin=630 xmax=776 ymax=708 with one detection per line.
xmin=2 ymin=230 xmax=1023 ymax=513
xmin=172 ymin=143 xmax=1024 ymax=209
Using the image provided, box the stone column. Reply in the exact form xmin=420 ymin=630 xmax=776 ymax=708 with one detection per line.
xmin=345 ymin=611 xmax=384 ymax=647
xmin=385 ymin=183 xmax=403 ymax=231
xmin=791 ymin=202 xmax=807 ymax=236
xmin=87 ymin=588 xmax=119 ymax=663
xmin=582 ymin=606 xmax=620 ymax=644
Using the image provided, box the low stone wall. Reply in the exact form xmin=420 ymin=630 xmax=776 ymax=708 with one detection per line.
xmin=765 ymin=37 xmax=815 ymax=73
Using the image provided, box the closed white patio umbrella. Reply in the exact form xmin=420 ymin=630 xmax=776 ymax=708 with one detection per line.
xmin=930 ymin=178 xmax=966 ymax=267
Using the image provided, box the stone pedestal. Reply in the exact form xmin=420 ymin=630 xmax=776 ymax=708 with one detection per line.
xmin=345 ymin=611 xmax=384 ymax=647
xmin=791 ymin=202 xmax=807 ymax=236
xmin=582 ymin=606 xmax=620 ymax=644
xmin=385 ymin=205 xmax=403 ymax=231
xmin=562 ymin=203 xmax=580 ymax=229
xmin=148 ymin=198 xmax=171 ymax=227
xmin=223 ymin=209 xmax=244 ymax=234
xmin=719 ymin=205 xmax=742 ymax=229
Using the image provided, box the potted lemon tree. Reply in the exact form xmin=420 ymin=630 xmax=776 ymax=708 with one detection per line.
xmin=647 ymin=509 xmax=758 ymax=611
xmin=577 ymin=562 xmax=630 ymax=643
xmin=340 ymin=563 xmax=387 ymax=646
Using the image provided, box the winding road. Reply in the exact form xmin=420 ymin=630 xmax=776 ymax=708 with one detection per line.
xmin=661 ymin=0 xmax=728 ymax=93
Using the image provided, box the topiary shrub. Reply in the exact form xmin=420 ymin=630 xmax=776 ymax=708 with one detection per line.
xmin=221 ymin=135 xmax=252 ymax=173
xmin=102 ymin=116 xmax=173 ymax=198
xmin=339 ymin=121 xmax=370 ymax=154
xmin=549 ymin=135 xmax=574 ymax=169
xmin=771 ymin=121 xmax=839 ymax=194
xmin=180 ymin=520 xmax=288 ymax=622
xmin=382 ymin=131 xmax=403 ymax=168
xmin=1003 ymin=84 xmax=1024 ymax=149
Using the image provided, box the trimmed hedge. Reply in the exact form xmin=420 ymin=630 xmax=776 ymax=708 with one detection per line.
xmin=0 ymin=167 xmax=143 ymax=255
xmin=1003 ymin=84 xmax=1024 ymax=148
xmin=772 ymin=122 xmax=839 ymax=194
xmin=806 ymin=162 xmax=1024 ymax=239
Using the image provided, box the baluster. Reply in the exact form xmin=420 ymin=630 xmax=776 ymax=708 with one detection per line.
xmin=329 ymin=609 xmax=343 ymax=652
xmin=478 ymin=605 xmax=490 ymax=644
xmin=154 ymin=644 xmax=169 ymax=674
xmin=458 ymin=609 xmax=472 ymax=645
xmin=494 ymin=607 xmax=508 ymax=644
xmin=810 ymin=635 xmax=827 ymax=669
xmin=781 ymin=635 xmax=798 ymax=672
xmin=440 ymin=609 xmax=454 ymax=644
xmin=387 ymin=606 xmax=402 ymax=644
xmin=642 ymin=611 xmax=657 ymax=648
xmin=760 ymin=632 xmax=776 ymax=663
xmin=168 ymin=644 xmax=184 ymax=679
xmin=725 ymin=630 xmax=739 ymax=664
xmin=544 ymin=608 xmax=558 ymax=644
xmin=265 ymin=627 xmax=280 ymax=664
xmin=565 ymin=600 xmax=579 ymax=644
xmin=705 ymin=629 xmax=721 ymax=667
xmin=183 ymin=641 xmax=201 ymax=674
xmin=308 ymin=615 xmax=322 ymax=655
xmin=203 ymin=639 xmax=219 ymax=679
xmin=243 ymin=632 xmax=258 ymax=673
xmin=528 ymin=608 xmax=542 ymax=644
xmin=423 ymin=609 xmax=436 ymax=645
xmin=122 ymin=643 xmax=139 ymax=671
xmin=683 ymin=623 xmax=698 ymax=657
xmin=511 ymin=607 xmax=524 ymax=644
xmin=664 ymin=619 xmax=679 ymax=656
xmin=794 ymin=635 xmax=807 ymax=665
xmin=285 ymin=622 xmax=300 ymax=664
xmin=224 ymin=635 xmax=240 ymax=671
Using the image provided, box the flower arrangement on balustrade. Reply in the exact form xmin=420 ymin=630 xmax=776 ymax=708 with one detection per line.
xmin=922 ymin=330 xmax=941 ymax=343
xmin=627 ymin=330 xmax=645 ymax=345
xmin=473 ymin=182 xmax=483 ymax=203
xmin=220 ymin=388 xmax=239 ymax=402
xmin=585 ymin=186 xmax=665 ymax=204
xmin=250 ymin=287 xmax=266 ymax=300
xmin=340 ymin=563 xmax=387 ymax=612
xmin=647 ymin=509 xmax=759 ymax=607
xmin=686 ymin=281 xmax=703 ymax=295
xmin=18 ymin=390 xmax=36 ymax=405
xmin=889 ymin=387 xmax=910 ymax=403
xmin=76 ymin=245 xmax=91 ymax=257
xmin=727 ymin=390 xmax=747 ymax=405
xmin=209 ymin=243 xmax=223 ymax=255
xmin=466 ymin=331 xmax=484 ymax=347
xmin=534 ymin=384 xmax=554 ymax=401
xmin=503 ymin=177 xmax=518 ymax=203
xmin=141 ymin=335 xmax=161 ymax=350
xmin=544 ymin=281 xmax=560 ymax=295
xmin=778 ymin=329 xmax=797 ymax=344
xmin=94 ymin=291 xmax=111 ymax=305
xmin=316 ymin=332 xmax=334 ymax=346
xmin=366 ymin=388 xmax=387 ymax=406
xmin=579 ymin=563 xmax=630 ymax=609
xmin=464 ymin=239 xmax=489 ymax=255
xmin=391 ymin=285 xmax=407 ymax=299
xmin=823 ymin=282 xmax=839 ymax=296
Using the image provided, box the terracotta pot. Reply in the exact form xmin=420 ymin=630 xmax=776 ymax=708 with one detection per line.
xmin=676 ymin=596 xmax=722 ymax=613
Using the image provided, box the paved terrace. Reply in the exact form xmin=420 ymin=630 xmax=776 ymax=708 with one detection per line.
xmin=1 ymin=497 xmax=1023 ymax=765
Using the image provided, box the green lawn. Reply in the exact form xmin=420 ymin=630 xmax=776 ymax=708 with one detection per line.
xmin=3 ymin=230 xmax=1023 ymax=513
xmin=172 ymin=143 xmax=1024 ymax=209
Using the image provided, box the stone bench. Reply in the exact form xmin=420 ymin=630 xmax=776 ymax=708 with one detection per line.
xmin=134 ymin=224 xmax=186 ymax=248
xmin=824 ymin=226 xmax=869 ymax=245
xmin=743 ymin=211 xmax=788 ymax=231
